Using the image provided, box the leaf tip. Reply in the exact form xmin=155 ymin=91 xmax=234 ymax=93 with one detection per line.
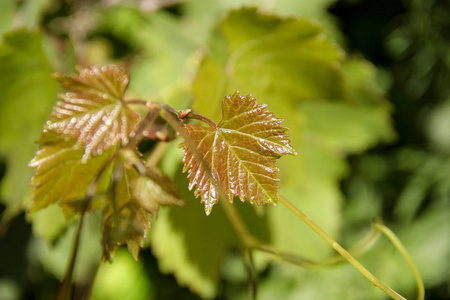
xmin=287 ymin=145 xmax=298 ymax=156
xmin=51 ymin=72 xmax=62 ymax=80
xmin=204 ymin=202 xmax=214 ymax=216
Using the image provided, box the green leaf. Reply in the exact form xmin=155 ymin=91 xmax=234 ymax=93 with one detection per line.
xmin=91 ymin=249 xmax=153 ymax=300
xmin=127 ymin=10 xmax=198 ymax=104
xmin=20 ymin=0 xmax=52 ymax=29
xmin=191 ymin=8 xmax=394 ymax=260
xmin=0 ymin=0 xmax=15 ymax=38
xmin=150 ymin=205 xmax=236 ymax=298
xmin=192 ymin=8 xmax=348 ymax=122
xmin=48 ymin=65 xmax=140 ymax=159
xmin=0 ymin=30 xmax=60 ymax=216
xmin=180 ymin=92 xmax=296 ymax=215
xmin=269 ymin=0 xmax=338 ymax=17
xmin=94 ymin=6 xmax=199 ymax=108
xmin=180 ymin=0 xmax=340 ymax=44
xmin=28 ymin=130 xmax=114 ymax=213
xmin=26 ymin=204 xmax=67 ymax=242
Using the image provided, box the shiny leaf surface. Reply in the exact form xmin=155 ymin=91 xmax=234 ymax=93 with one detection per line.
xmin=47 ymin=65 xmax=140 ymax=159
xmin=180 ymin=92 xmax=296 ymax=215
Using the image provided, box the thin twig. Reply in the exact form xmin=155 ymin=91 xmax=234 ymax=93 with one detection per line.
xmin=278 ymin=194 xmax=406 ymax=300
xmin=124 ymin=99 xmax=148 ymax=105
xmin=375 ymin=222 xmax=425 ymax=300
xmin=245 ymin=249 xmax=257 ymax=300
xmin=186 ymin=112 xmax=218 ymax=128
xmin=55 ymin=213 xmax=85 ymax=300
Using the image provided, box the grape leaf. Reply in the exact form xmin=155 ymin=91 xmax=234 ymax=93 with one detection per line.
xmin=29 ymin=130 xmax=183 ymax=260
xmin=28 ymin=130 xmax=114 ymax=213
xmin=0 ymin=30 xmax=60 ymax=220
xmin=47 ymin=65 xmax=140 ymax=160
xmin=180 ymin=92 xmax=296 ymax=215
xmin=91 ymin=249 xmax=153 ymax=300
xmin=192 ymin=8 xmax=348 ymax=123
xmin=150 ymin=147 xmax=271 ymax=298
xmin=102 ymin=152 xmax=183 ymax=260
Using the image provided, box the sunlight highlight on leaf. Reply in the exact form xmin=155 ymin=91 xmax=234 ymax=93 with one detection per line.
xmin=47 ymin=65 xmax=140 ymax=160
xmin=180 ymin=92 xmax=296 ymax=215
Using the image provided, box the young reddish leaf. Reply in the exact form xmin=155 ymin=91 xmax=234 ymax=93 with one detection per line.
xmin=102 ymin=153 xmax=183 ymax=260
xmin=29 ymin=130 xmax=114 ymax=213
xmin=47 ymin=65 xmax=140 ymax=160
xmin=180 ymin=92 xmax=296 ymax=215
xmin=30 ymin=128 xmax=183 ymax=259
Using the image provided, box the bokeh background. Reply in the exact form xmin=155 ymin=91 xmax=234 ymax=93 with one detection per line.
xmin=0 ymin=0 xmax=449 ymax=299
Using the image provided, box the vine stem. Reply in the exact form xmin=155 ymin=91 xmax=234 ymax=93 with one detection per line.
xmin=55 ymin=213 xmax=85 ymax=300
xmin=124 ymin=99 xmax=148 ymax=105
xmin=375 ymin=223 xmax=424 ymax=300
xmin=277 ymin=195 xmax=406 ymax=300
xmin=220 ymin=201 xmax=257 ymax=247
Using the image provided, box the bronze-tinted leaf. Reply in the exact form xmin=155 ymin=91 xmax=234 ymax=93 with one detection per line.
xmin=29 ymin=130 xmax=114 ymax=213
xmin=102 ymin=153 xmax=183 ymax=260
xmin=47 ymin=65 xmax=140 ymax=160
xmin=180 ymin=92 xmax=296 ymax=215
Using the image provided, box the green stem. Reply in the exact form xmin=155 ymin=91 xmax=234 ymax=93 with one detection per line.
xmin=245 ymin=249 xmax=257 ymax=300
xmin=252 ymin=243 xmax=324 ymax=267
xmin=278 ymin=195 xmax=406 ymax=300
xmin=375 ymin=222 xmax=425 ymax=300
xmin=221 ymin=200 xmax=382 ymax=269
xmin=220 ymin=201 xmax=257 ymax=247
xmin=55 ymin=213 xmax=85 ymax=300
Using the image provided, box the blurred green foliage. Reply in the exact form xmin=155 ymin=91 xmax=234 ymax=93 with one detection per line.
xmin=0 ymin=0 xmax=448 ymax=299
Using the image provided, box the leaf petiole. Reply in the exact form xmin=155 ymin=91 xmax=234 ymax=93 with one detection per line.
xmin=124 ymin=99 xmax=148 ymax=106
xmin=185 ymin=112 xmax=218 ymax=128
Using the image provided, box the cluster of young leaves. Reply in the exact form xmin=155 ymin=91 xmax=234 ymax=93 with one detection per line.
xmin=29 ymin=63 xmax=296 ymax=263
xmin=29 ymin=65 xmax=184 ymax=260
